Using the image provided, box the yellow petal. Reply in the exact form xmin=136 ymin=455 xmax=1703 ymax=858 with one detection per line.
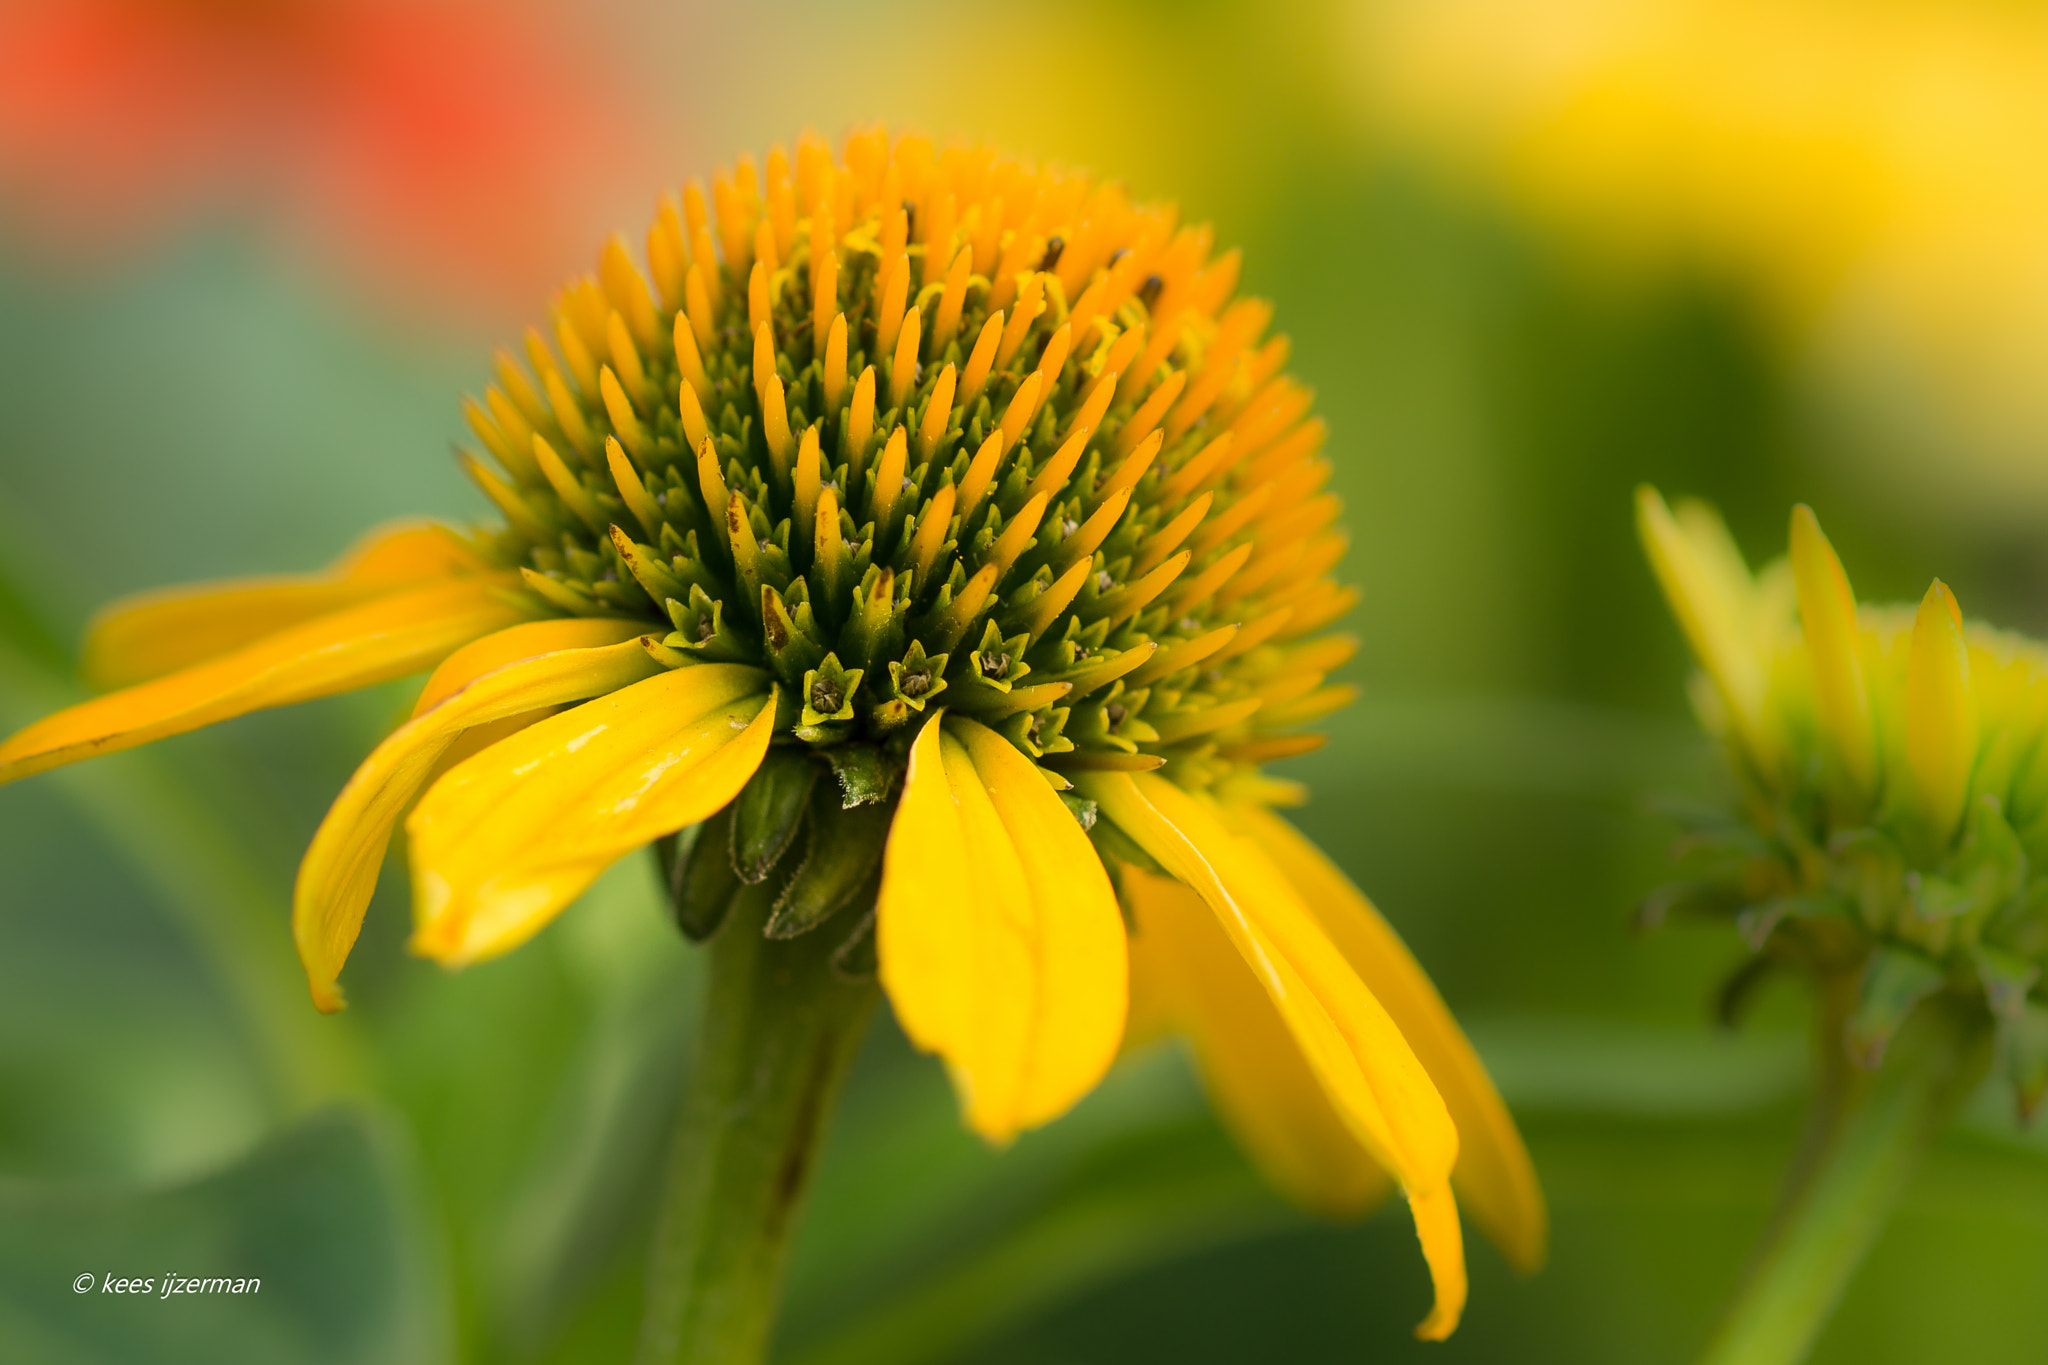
xmin=954 ymin=717 xmax=1129 ymax=1132
xmin=1906 ymin=579 xmax=1978 ymax=844
xmin=1124 ymin=866 xmax=1392 ymax=1217
xmin=333 ymin=520 xmax=490 ymax=582
xmin=878 ymin=713 xmax=1128 ymax=1142
xmin=0 ymin=576 xmax=533 ymax=786
xmin=406 ymin=664 xmax=774 ymax=965
xmin=1635 ymin=485 xmax=1770 ymax=767
xmin=1082 ymin=769 xmax=1465 ymax=1336
xmin=294 ymin=620 xmax=656 ymax=1012
xmin=83 ymin=521 xmax=486 ymax=689
xmin=410 ymin=617 xmax=650 ymax=716
xmin=1409 ymin=1182 xmax=1468 ymax=1342
xmin=1789 ymin=505 xmax=1874 ymax=797
xmin=1088 ymin=772 xmax=1456 ymax=1185
xmin=877 ymin=711 xmax=975 ymax=1065
xmin=1234 ymin=802 xmax=1547 ymax=1273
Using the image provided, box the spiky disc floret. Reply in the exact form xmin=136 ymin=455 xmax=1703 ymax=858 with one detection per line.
xmin=1640 ymin=490 xmax=2048 ymax=1120
xmin=460 ymin=129 xmax=1356 ymax=797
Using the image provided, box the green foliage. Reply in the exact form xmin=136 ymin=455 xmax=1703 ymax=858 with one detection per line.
xmin=0 ymin=1110 xmax=446 ymax=1365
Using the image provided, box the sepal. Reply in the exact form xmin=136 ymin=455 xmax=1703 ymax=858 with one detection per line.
xmin=1847 ymin=946 xmax=1947 ymax=1068
xmin=766 ymin=796 xmax=891 ymax=939
xmin=731 ymin=749 xmax=819 ymax=882
xmin=664 ymin=806 xmax=740 ymax=941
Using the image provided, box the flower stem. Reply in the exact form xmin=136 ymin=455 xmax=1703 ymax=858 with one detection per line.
xmin=634 ymin=894 xmax=878 ymax=1365
xmin=1697 ymin=992 xmax=1991 ymax=1365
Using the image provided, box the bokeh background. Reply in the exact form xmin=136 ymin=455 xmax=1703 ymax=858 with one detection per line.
xmin=5 ymin=1 xmax=2048 ymax=1361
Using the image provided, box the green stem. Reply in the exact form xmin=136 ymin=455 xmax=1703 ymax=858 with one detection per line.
xmin=635 ymin=893 xmax=879 ymax=1365
xmin=1697 ymin=995 xmax=1991 ymax=1365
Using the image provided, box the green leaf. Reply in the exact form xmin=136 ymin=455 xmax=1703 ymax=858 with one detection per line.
xmin=779 ymin=1117 xmax=1282 ymax=1365
xmin=777 ymin=1041 xmax=1254 ymax=1365
xmin=0 ymin=1108 xmax=447 ymax=1365
xmin=490 ymin=957 xmax=699 ymax=1353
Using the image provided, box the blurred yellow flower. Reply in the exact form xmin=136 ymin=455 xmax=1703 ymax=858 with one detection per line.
xmin=1638 ymin=488 xmax=2044 ymax=1103
xmin=0 ymin=130 xmax=1544 ymax=1336
xmin=1352 ymin=0 xmax=2048 ymax=514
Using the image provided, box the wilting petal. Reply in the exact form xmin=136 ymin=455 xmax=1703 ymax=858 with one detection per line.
xmin=1235 ymin=802 xmax=1547 ymax=1274
xmin=879 ymin=713 xmax=1127 ymax=1142
xmin=407 ymin=663 xmax=774 ymax=965
xmin=1124 ymin=867 xmax=1391 ymax=1217
xmin=1084 ymin=769 xmax=1464 ymax=1337
xmin=294 ymin=619 xmax=655 ymax=1012
xmin=0 ymin=575 xmax=533 ymax=786
xmin=83 ymin=521 xmax=487 ymax=689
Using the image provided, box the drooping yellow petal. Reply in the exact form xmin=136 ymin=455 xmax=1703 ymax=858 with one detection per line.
xmin=877 ymin=711 xmax=975 ymax=1065
xmin=1408 ymin=1182 xmax=1468 ymax=1342
xmin=1089 ymin=773 xmax=1456 ymax=1186
xmin=407 ymin=664 xmax=775 ymax=965
xmin=83 ymin=521 xmax=487 ymax=689
xmin=1789 ymin=505 xmax=1874 ymax=797
xmin=409 ymin=617 xmax=649 ymax=716
xmin=0 ymin=576 xmax=533 ymax=786
xmin=1905 ymin=579 xmax=1978 ymax=845
xmin=1635 ymin=485 xmax=1771 ymax=768
xmin=878 ymin=713 xmax=1128 ymax=1142
xmin=1234 ymin=802 xmax=1547 ymax=1273
xmin=955 ymin=717 xmax=1129 ymax=1131
xmin=1124 ymin=866 xmax=1392 ymax=1217
xmin=1083 ymin=769 xmax=1465 ymax=1336
xmin=294 ymin=619 xmax=655 ymax=1012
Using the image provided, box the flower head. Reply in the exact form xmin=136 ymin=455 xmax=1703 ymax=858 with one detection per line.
xmin=1640 ymin=487 xmax=2048 ymax=1110
xmin=0 ymin=130 xmax=1544 ymax=1335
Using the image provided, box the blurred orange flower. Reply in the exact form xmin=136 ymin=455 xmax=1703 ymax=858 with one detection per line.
xmin=0 ymin=0 xmax=652 ymax=314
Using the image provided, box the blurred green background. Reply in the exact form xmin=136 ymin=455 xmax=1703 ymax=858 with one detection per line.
xmin=5 ymin=0 xmax=2048 ymax=1361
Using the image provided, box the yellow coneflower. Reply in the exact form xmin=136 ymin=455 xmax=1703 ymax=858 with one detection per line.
xmin=1638 ymin=488 xmax=2031 ymax=1364
xmin=0 ymin=130 xmax=1542 ymax=1345
xmin=1639 ymin=486 xmax=2048 ymax=1081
